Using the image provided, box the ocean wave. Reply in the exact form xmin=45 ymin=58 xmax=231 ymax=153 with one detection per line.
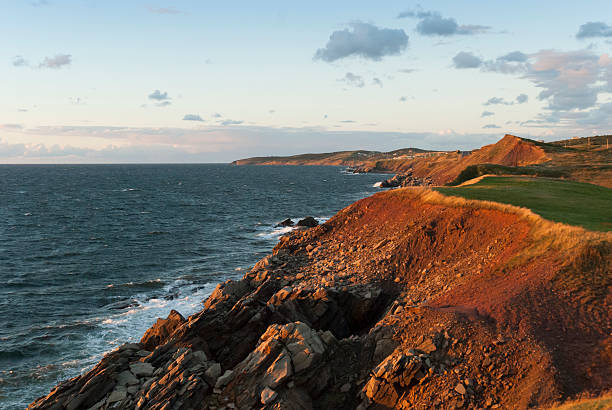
xmin=103 ymin=299 xmax=140 ymax=311
xmin=94 ymin=280 xmax=216 ymax=347
xmin=256 ymin=225 xmax=295 ymax=239
xmin=105 ymin=279 xmax=164 ymax=290
xmin=255 ymin=216 xmax=330 ymax=239
xmin=8 ymin=279 xmax=220 ymax=393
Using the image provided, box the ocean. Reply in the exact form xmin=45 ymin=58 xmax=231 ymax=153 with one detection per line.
xmin=0 ymin=164 xmax=382 ymax=409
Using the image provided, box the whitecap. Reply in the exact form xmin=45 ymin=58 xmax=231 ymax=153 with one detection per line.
xmin=256 ymin=225 xmax=295 ymax=239
xmin=256 ymin=216 xmax=331 ymax=239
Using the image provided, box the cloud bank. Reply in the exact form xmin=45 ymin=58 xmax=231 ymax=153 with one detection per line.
xmin=0 ymin=125 xmax=507 ymax=163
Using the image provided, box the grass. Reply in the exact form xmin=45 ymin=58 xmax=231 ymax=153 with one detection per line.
xmin=545 ymin=393 xmax=612 ymax=410
xmin=447 ymin=164 xmax=568 ymax=186
xmin=388 ymin=186 xmax=611 ymax=287
xmin=435 ymin=176 xmax=612 ymax=232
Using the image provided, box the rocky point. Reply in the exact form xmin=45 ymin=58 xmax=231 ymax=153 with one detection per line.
xmin=28 ymin=188 xmax=611 ymax=409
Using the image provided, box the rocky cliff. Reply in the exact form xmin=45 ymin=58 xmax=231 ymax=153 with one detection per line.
xmin=29 ymin=189 xmax=611 ymax=410
xmin=232 ymin=135 xmax=552 ymax=186
xmin=365 ymin=135 xmax=550 ymax=186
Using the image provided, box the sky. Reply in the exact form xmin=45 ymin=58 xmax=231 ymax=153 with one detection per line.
xmin=1 ymin=0 xmax=611 ymax=163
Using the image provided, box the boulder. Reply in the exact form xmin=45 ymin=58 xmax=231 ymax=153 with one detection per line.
xmin=205 ymin=362 xmax=222 ymax=384
xmin=266 ymin=351 xmax=293 ymax=387
xmin=232 ymin=321 xmax=332 ymax=408
xmin=455 ymin=383 xmax=467 ymax=395
xmin=106 ymin=388 xmax=127 ymax=403
xmin=129 ymin=362 xmax=155 ymax=377
xmin=140 ymin=310 xmax=186 ymax=351
xmin=116 ymin=370 xmax=139 ymax=386
xmin=363 ymin=352 xmax=425 ymax=408
xmin=261 ymin=387 xmax=278 ymax=405
xmin=296 ymin=217 xmax=318 ymax=228
xmin=276 ymin=218 xmax=295 ymax=227
xmin=215 ymin=370 xmax=234 ymax=388
xmin=417 ymin=338 xmax=437 ymax=354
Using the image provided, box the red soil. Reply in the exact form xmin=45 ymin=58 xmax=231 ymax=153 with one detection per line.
xmin=372 ymin=135 xmax=549 ymax=185
xmin=290 ymin=188 xmax=611 ymax=407
xmin=29 ymin=187 xmax=610 ymax=410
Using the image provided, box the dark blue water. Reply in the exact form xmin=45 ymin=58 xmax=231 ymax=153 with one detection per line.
xmin=0 ymin=164 xmax=383 ymax=409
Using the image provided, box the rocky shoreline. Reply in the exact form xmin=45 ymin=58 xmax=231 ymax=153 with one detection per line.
xmin=29 ymin=188 xmax=611 ymax=409
xmin=378 ymin=171 xmax=433 ymax=188
xmin=347 ymin=167 xmax=433 ymax=188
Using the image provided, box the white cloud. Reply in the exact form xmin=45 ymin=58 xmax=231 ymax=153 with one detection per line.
xmin=398 ymin=8 xmax=489 ymax=36
xmin=12 ymin=55 xmax=28 ymax=67
xmin=183 ymin=114 xmax=203 ymax=121
xmin=526 ymin=49 xmax=603 ymax=111
xmin=39 ymin=54 xmax=71 ymax=69
xmin=576 ymin=22 xmax=612 ymax=39
xmin=314 ymin=22 xmax=408 ymax=62
xmin=453 ymin=52 xmax=482 ymax=69
xmin=339 ymin=72 xmax=365 ymax=88
xmin=148 ymin=90 xmax=170 ymax=101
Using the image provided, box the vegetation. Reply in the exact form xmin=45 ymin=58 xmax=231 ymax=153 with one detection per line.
xmin=447 ymin=164 xmax=567 ymax=186
xmin=546 ymin=393 xmax=612 ymax=409
xmin=550 ymin=135 xmax=612 ymax=149
xmin=435 ymin=176 xmax=612 ymax=232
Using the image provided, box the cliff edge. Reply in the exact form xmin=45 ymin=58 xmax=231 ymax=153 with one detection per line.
xmin=29 ymin=188 xmax=611 ymax=409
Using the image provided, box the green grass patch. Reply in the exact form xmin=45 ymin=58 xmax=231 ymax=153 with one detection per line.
xmin=436 ymin=176 xmax=612 ymax=232
xmin=447 ymin=164 xmax=568 ymax=186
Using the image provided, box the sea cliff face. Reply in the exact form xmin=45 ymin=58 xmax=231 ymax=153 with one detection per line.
xmin=29 ymin=189 xmax=611 ymax=410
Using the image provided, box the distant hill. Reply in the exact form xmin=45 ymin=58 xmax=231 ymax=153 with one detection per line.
xmin=550 ymin=135 xmax=611 ymax=149
xmin=233 ymin=133 xmax=612 ymax=188
xmin=372 ymin=134 xmax=550 ymax=185
xmin=233 ymin=134 xmax=550 ymax=183
xmin=230 ymin=148 xmax=433 ymax=166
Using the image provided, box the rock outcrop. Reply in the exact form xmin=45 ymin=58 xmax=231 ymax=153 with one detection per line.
xmin=276 ymin=219 xmax=295 ymax=227
xmin=296 ymin=217 xmax=318 ymax=228
xmin=379 ymin=171 xmax=432 ymax=188
xmin=141 ymin=310 xmax=186 ymax=351
xmin=29 ymin=188 xmax=612 ymax=409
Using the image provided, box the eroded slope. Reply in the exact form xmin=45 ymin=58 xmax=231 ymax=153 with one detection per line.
xmin=29 ymin=189 xmax=611 ymax=410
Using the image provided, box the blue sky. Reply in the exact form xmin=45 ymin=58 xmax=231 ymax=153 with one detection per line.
xmin=1 ymin=0 xmax=611 ymax=163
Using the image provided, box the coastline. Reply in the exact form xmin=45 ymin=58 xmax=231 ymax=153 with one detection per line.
xmin=28 ymin=187 xmax=612 ymax=409
xmin=1 ymin=164 xmax=385 ymax=410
